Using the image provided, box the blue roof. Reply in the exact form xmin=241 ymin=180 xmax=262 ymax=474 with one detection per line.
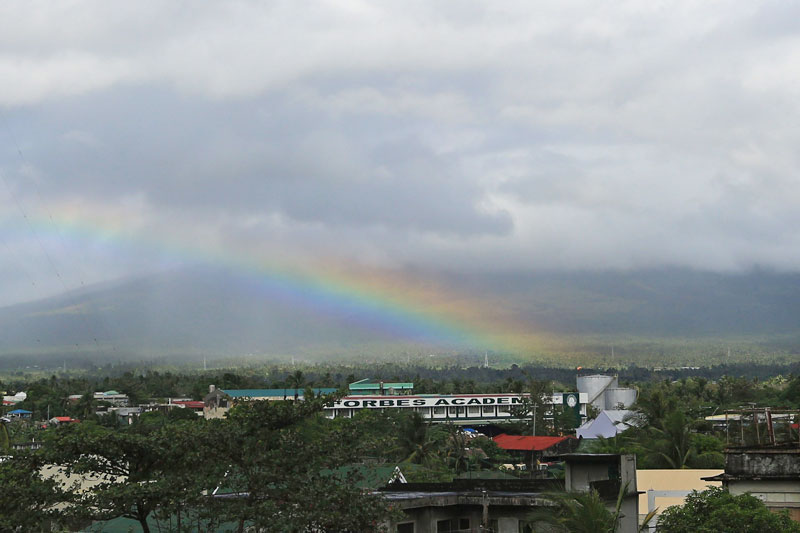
xmin=8 ymin=409 xmax=32 ymax=414
xmin=221 ymin=388 xmax=338 ymax=399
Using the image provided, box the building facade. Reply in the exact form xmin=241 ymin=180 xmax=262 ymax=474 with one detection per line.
xmin=324 ymin=392 xmax=588 ymax=425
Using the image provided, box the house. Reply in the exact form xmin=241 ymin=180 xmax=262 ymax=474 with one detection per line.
xmin=380 ymin=454 xmax=640 ymax=533
xmin=48 ymin=416 xmax=79 ymax=425
xmin=6 ymin=409 xmax=32 ymax=419
xmin=577 ymin=410 xmax=638 ymax=439
xmin=2 ymin=392 xmax=26 ymax=405
xmin=702 ymin=445 xmax=800 ymax=522
xmin=493 ymin=434 xmax=579 ymax=468
xmin=93 ymin=391 xmax=130 ymax=407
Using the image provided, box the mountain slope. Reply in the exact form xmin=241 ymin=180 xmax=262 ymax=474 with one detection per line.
xmin=1 ymin=267 xmax=799 ymax=362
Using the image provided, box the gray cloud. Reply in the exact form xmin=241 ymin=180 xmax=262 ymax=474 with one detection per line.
xmin=1 ymin=1 xmax=800 ymax=305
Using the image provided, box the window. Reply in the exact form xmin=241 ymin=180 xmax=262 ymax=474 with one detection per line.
xmin=498 ymin=405 xmax=511 ymax=415
xmin=436 ymin=518 xmax=469 ymax=532
xmin=468 ymin=406 xmax=481 ymax=416
xmin=482 ymin=405 xmax=495 ymax=415
xmin=397 ymin=523 xmax=415 ymax=533
xmin=448 ymin=407 xmax=458 ymax=416
xmin=433 ymin=407 xmax=446 ymax=416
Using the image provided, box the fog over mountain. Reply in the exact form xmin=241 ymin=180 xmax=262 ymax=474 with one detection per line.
xmin=2 ymin=3 xmax=800 ymax=364
xmin=1 ymin=267 xmax=798 ymax=363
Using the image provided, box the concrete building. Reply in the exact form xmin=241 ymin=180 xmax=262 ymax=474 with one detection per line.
xmin=381 ymin=454 xmax=640 ymax=533
xmin=636 ymin=469 xmax=722 ymax=530
xmin=703 ymin=445 xmax=800 ymax=522
xmin=324 ymin=392 xmax=588 ymax=425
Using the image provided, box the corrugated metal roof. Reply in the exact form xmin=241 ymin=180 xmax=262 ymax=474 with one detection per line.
xmin=493 ymin=434 xmax=575 ymax=451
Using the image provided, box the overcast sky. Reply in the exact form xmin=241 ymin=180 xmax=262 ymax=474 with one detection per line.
xmin=1 ymin=1 xmax=800 ymax=306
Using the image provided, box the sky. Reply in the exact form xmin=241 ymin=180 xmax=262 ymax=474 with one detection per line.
xmin=1 ymin=1 xmax=800 ymax=307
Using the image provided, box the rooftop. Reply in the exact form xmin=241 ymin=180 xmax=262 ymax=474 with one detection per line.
xmin=349 ymin=378 xmax=414 ymax=389
xmin=221 ymin=388 xmax=338 ymax=399
xmin=493 ymin=434 xmax=576 ymax=452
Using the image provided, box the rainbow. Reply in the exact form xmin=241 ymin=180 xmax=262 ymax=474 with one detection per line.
xmin=1 ymin=207 xmax=554 ymax=356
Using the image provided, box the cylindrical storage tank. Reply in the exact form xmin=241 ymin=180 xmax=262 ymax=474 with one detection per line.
xmin=576 ymin=374 xmax=618 ymax=410
xmin=604 ymin=388 xmax=638 ymax=410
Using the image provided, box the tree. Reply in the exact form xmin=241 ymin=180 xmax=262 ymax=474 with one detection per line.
xmin=646 ymin=410 xmax=692 ymax=468
xmin=287 ymin=370 xmax=305 ymax=400
xmin=0 ymin=452 xmax=65 ymax=532
xmin=658 ymin=487 xmax=800 ymax=533
xmin=0 ymin=419 xmax=9 ymax=452
xmin=201 ymin=395 xmax=392 ymax=532
xmin=526 ymin=483 xmax=654 ymax=533
xmin=511 ymin=378 xmax=552 ymax=435
xmin=42 ymin=419 xmax=211 ymax=533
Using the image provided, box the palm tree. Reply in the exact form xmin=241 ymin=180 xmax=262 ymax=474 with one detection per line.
xmin=646 ymin=410 xmax=692 ymax=468
xmin=287 ymin=370 xmax=305 ymax=400
xmin=399 ymin=413 xmax=440 ymax=466
xmin=525 ymin=483 xmax=656 ymax=533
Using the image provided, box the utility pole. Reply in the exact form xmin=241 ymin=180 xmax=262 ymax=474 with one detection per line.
xmin=484 ymin=351 xmax=489 ymax=368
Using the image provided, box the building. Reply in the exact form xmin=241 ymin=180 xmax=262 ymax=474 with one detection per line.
xmin=493 ymin=434 xmax=579 ymax=468
xmin=202 ymin=385 xmax=339 ymax=419
xmin=93 ymin=390 xmax=130 ymax=407
xmin=203 ymin=380 xmax=589 ymax=425
xmin=637 ymin=469 xmax=722 ymax=530
xmin=324 ymin=392 xmax=588 ymax=425
xmin=577 ymin=374 xmax=637 ymax=411
xmin=2 ymin=392 xmax=26 ymax=405
xmin=381 ymin=454 xmax=640 ymax=533
xmin=48 ymin=416 xmax=79 ymax=426
xmin=577 ymin=409 xmax=638 ymax=439
xmin=349 ymin=378 xmax=414 ymax=395
xmin=702 ymin=445 xmax=800 ymax=521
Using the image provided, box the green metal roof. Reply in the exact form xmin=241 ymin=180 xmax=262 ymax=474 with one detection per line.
xmin=348 ymin=379 xmax=414 ymax=390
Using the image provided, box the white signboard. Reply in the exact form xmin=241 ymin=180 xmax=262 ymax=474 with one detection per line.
xmin=328 ymin=395 xmax=527 ymax=410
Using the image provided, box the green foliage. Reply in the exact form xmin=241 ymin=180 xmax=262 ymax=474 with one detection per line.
xmin=0 ymin=452 xmax=64 ymax=532
xmin=658 ymin=487 xmax=800 ymax=533
xmin=0 ymin=420 xmax=8 ymax=452
xmin=41 ymin=419 xmax=211 ymax=533
xmin=199 ymin=396 xmax=392 ymax=532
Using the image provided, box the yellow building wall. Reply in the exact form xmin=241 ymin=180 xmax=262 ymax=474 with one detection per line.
xmin=637 ymin=469 xmax=723 ymax=515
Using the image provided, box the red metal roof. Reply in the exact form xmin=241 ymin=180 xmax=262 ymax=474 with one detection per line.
xmin=54 ymin=416 xmax=78 ymax=422
xmin=493 ymin=434 xmax=575 ymax=451
xmin=173 ymin=401 xmax=204 ymax=409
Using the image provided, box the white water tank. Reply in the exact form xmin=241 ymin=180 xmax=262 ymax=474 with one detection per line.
xmin=576 ymin=374 xmax=618 ymax=410
xmin=604 ymin=388 xmax=638 ymax=410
